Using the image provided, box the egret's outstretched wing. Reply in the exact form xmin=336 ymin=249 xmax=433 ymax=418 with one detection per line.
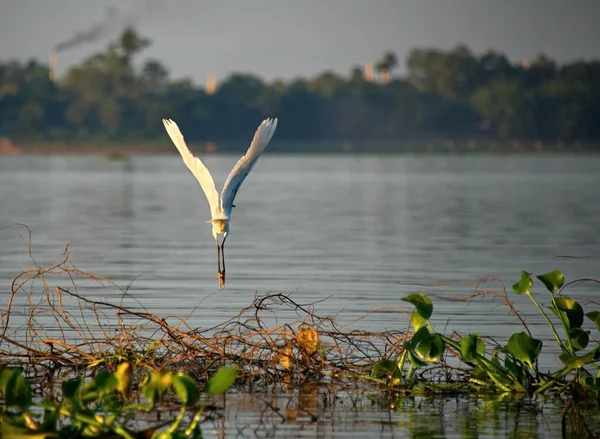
xmin=220 ymin=118 xmax=278 ymax=216
xmin=162 ymin=119 xmax=221 ymax=216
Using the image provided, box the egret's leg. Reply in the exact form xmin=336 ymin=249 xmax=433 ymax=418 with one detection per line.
xmin=216 ymin=241 xmax=221 ymax=274
xmin=221 ymin=233 xmax=228 ymax=280
xmin=221 ymin=244 xmax=226 ymax=278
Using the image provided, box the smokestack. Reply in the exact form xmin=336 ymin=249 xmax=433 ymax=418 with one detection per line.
xmin=49 ymin=50 xmax=58 ymax=81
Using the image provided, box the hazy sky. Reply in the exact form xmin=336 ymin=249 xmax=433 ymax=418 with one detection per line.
xmin=1 ymin=0 xmax=599 ymax=84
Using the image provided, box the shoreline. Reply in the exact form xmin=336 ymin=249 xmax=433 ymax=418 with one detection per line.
xmin=1 ymin=138 xmax=599 ymax=156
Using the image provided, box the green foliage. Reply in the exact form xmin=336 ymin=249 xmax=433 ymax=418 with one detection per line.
xmin=502 ymin=332 xmax=543 ymax=369
xmin=587 ymin=311 xmax=600 ymax=331
xmin=370 ymin=359 xmax=401 ymax=382
xmin=1 ymin=30 xmax=599 ymax=144
xmin=460 ymin=333 xmax=486 ymax=362
xmin=0 ymin=368 xmax=32 ymax=410
xmin=401 ymin=293 xmax=433 ymax=331
xmin=551 ymin=296 xmax=584 ymax=330
xmin=409 ymin=327 xmax=446 ymax=364
xmin=371 ymin=269 xmax=600 ymax=396
xmin=537 ymin=270 xmax=565 ymax=293
xmin=171 ymin=374 xmax=200 ymax=406
xmin=0 ymin=362 xmax=237 ymax=438
xmin=206 ymin=366 xmax=238 ymax=395
xmin=512 ymin=271 xmax=533 ymax=295
xmin=569 ymin=328 xmax=590 ymax=351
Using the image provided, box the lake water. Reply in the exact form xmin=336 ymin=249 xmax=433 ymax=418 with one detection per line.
xmin=1 ymin=153 xmax=599 ymax=437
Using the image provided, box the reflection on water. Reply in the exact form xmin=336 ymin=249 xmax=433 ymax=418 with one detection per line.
xmin=208 ymin=388 xmax=594 ymax=438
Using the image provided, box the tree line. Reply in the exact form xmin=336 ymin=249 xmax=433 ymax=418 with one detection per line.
xmin=1 ymin=28 xmax=599 ymax=147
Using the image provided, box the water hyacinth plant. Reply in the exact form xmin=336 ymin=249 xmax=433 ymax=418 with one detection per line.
xmin=371 ymin=270 xmax=600 ymax=395
xmin=0 ymin=363 xmax=237 ymax=438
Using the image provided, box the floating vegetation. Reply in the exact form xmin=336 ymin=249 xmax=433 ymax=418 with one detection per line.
xmin=1 ymin=228 xmax=600 ymax=437
xmin=1 ymin=363 xmax=236 ymax=438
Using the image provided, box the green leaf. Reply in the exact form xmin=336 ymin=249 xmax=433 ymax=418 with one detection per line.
xmin=553 ymin=296 xmax=584 ymax=329
xmin=407 ymin=349 xmax=427 ymax=369
xmin=410 ymin=326 xmax=431 ymax=347
xmin=424 ymin=334 xmax=446 ymax=362
xmin=102 ymin=394 xmax=121 ymax=412
xmin=0 ymin=368 xmax=12 ymax=390
xmin=559 ymin=348 xmax=600 ymax=369
xmin=93 ymin=370 xmax=118 ymax=394
xmin=586 ymin=311 xmax=600 ymax=331
xmin=40 ymin=399 xmax=59 ymax=432
xmin=410 ymin=312 xmax=428 ymax=332
xmin=171 ymin=373 xmax=200 ymax=406
xmin=370 ymin=359 xmax=400 ymax=379
xmin=569 ymin=328 xmax=589 ymax=351
xmin=491 ymin=346 xmax=502 ymax=366
xmin=504 ymin=355 xmax=522 ymax=381
xmin=460 ymin=334 xmax=485 ymax=362
xmin=141 ymin=370 xmax=172 ymax=406
xmin=512 ymin=271 xmax=532 ymax=295
xmin=415 ymin=336 xmax=433 ymax=359
xmin=0 ymin=368 xmax=32 ymax=410
xmin=470 ymin=364 xmax=488 ymax=381
xmin=62 ymin=378 xmax=81 ymax=400
xmin=206 ymin=366 xmax=237 ymax=395
xmin=582 ymin=376 xmax=600 ymax=391
xmin=536 ymin=270 xmax=564 ymax=293
xmin=401 ymin=293 xmax=433 ymax=320
xmin=503 ymin=332 xmax=542 ymax=369
xmin=409 ymin=327 xmax=445 ymax=363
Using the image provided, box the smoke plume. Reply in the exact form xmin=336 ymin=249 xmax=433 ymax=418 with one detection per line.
xmin=53 ymin=1 xmax=160 ymax=53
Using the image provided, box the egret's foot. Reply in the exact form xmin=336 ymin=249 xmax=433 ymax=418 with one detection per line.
xmin=218 ymin=270 xmax=226 ymax=290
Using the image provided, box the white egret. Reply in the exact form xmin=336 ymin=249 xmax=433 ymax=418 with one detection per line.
xmin=162 ymin=117 xmax=278 ymax=290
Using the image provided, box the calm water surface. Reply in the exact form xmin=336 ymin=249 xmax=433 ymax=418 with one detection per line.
xmin=1 ymin=153 xmax=599 ymax=437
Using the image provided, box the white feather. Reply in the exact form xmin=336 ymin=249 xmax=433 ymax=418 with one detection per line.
xmin=162 ymin=119 xmax=221 ymax=217
xmin=221 ymin=118 xmax=278 ymax=217
xmin=163 ymin=117 xmax=278 ymax=219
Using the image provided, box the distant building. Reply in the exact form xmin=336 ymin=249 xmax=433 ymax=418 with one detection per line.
xmin=379 ymin=69 xmax=390 ymax=85
xmin=49 ymin=50 xmax=58 ymax=81
xmin=205 ymin=73 xmax=218 ymax=94
xmin=364 ymin=63 xmax=375 ymax=82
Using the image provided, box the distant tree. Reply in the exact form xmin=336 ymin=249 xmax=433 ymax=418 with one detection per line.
xmin=217 ymin=74 xmax=266 ymax=105
xmin=376 ymin=51 xmax=398 ymax=84
xmin=141 ymin=60 xmax=169 ymax=94
xmin=407 ymin=44 xmax=478 ymax=98
xmin=477 ymin=50 xmax=514 ymax=84
xmin=349 ymin=66 xmax=364 ymax=83
xmin=518 ymin=54 xmax=557 ymax=88
xmin=1 ymin=28 xmax=599 ymax=145
xmin=62 ymin=28 xmax=153 ymax=137
xmin=471 ymin=81 xmax=537 ymax=139
xmin=307 ymin=71 xmax=346 ymax=97
xmin=116 ymin=28 xmax=151 ymax=63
